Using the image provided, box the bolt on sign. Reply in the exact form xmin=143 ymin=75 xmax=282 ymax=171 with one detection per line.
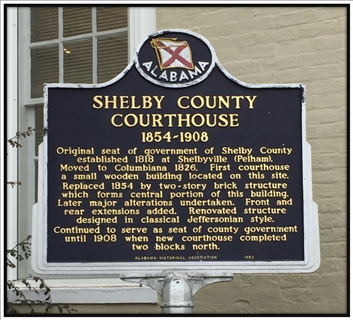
xmin=32 ymin=29 xmax=319 ymax=276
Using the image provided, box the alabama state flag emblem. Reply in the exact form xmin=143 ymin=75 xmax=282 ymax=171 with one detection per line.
xmin=150 ymin=38 xmax=194 ymax=70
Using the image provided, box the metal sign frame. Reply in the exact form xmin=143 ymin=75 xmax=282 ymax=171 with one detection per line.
xmin=32 ymin=29 xmax=320 ymax=276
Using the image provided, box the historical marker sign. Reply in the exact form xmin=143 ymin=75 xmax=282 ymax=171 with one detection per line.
xmin=32 ymin=29 xmax=319 ymax=275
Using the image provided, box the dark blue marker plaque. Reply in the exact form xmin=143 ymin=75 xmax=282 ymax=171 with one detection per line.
xmin=33 ymin=29 xmax=319 ymax=275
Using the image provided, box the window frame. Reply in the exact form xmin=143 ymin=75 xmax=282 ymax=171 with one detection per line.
xmin=8 ymin=5 xmax=157 ymax=304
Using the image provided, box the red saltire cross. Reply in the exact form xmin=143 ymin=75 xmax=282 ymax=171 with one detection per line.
xmin=156 ymin=41 xmax=193 ymax=69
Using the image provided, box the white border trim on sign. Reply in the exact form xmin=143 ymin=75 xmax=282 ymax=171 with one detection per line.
xmin=32 ymin=29 xmax=320 ymax=276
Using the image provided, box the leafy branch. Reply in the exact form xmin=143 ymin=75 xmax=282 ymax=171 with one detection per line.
xmin=7 ymin=128 xmax=76 ymax=314
xmin=7 ymin=235 xmax=31 ymax=269
xmin=7 ymin=127 xmax=36 ymax=148
xmin=7 ymin=128 xmax=36 ymax=185
xmin=7 ymin=276 xmax=76 ymax=314
xmin=7 ymin=181 xmax=22 ymax=188
xmin=7 ymin=236 xmax=77 ymax=314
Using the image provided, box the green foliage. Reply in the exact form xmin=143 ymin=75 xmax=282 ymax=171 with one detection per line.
xmin=6 ymin=236 xmax=77 ymax=314
xmin=7 ymin=128 xmax=77 ymax=314
xmin=7 ymin=128 xmax=34 ymax=186
xmin=7 ymin=127 xmax=35 ymax=148
xmin=7 ymin=235 xmax=31 ymax=269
